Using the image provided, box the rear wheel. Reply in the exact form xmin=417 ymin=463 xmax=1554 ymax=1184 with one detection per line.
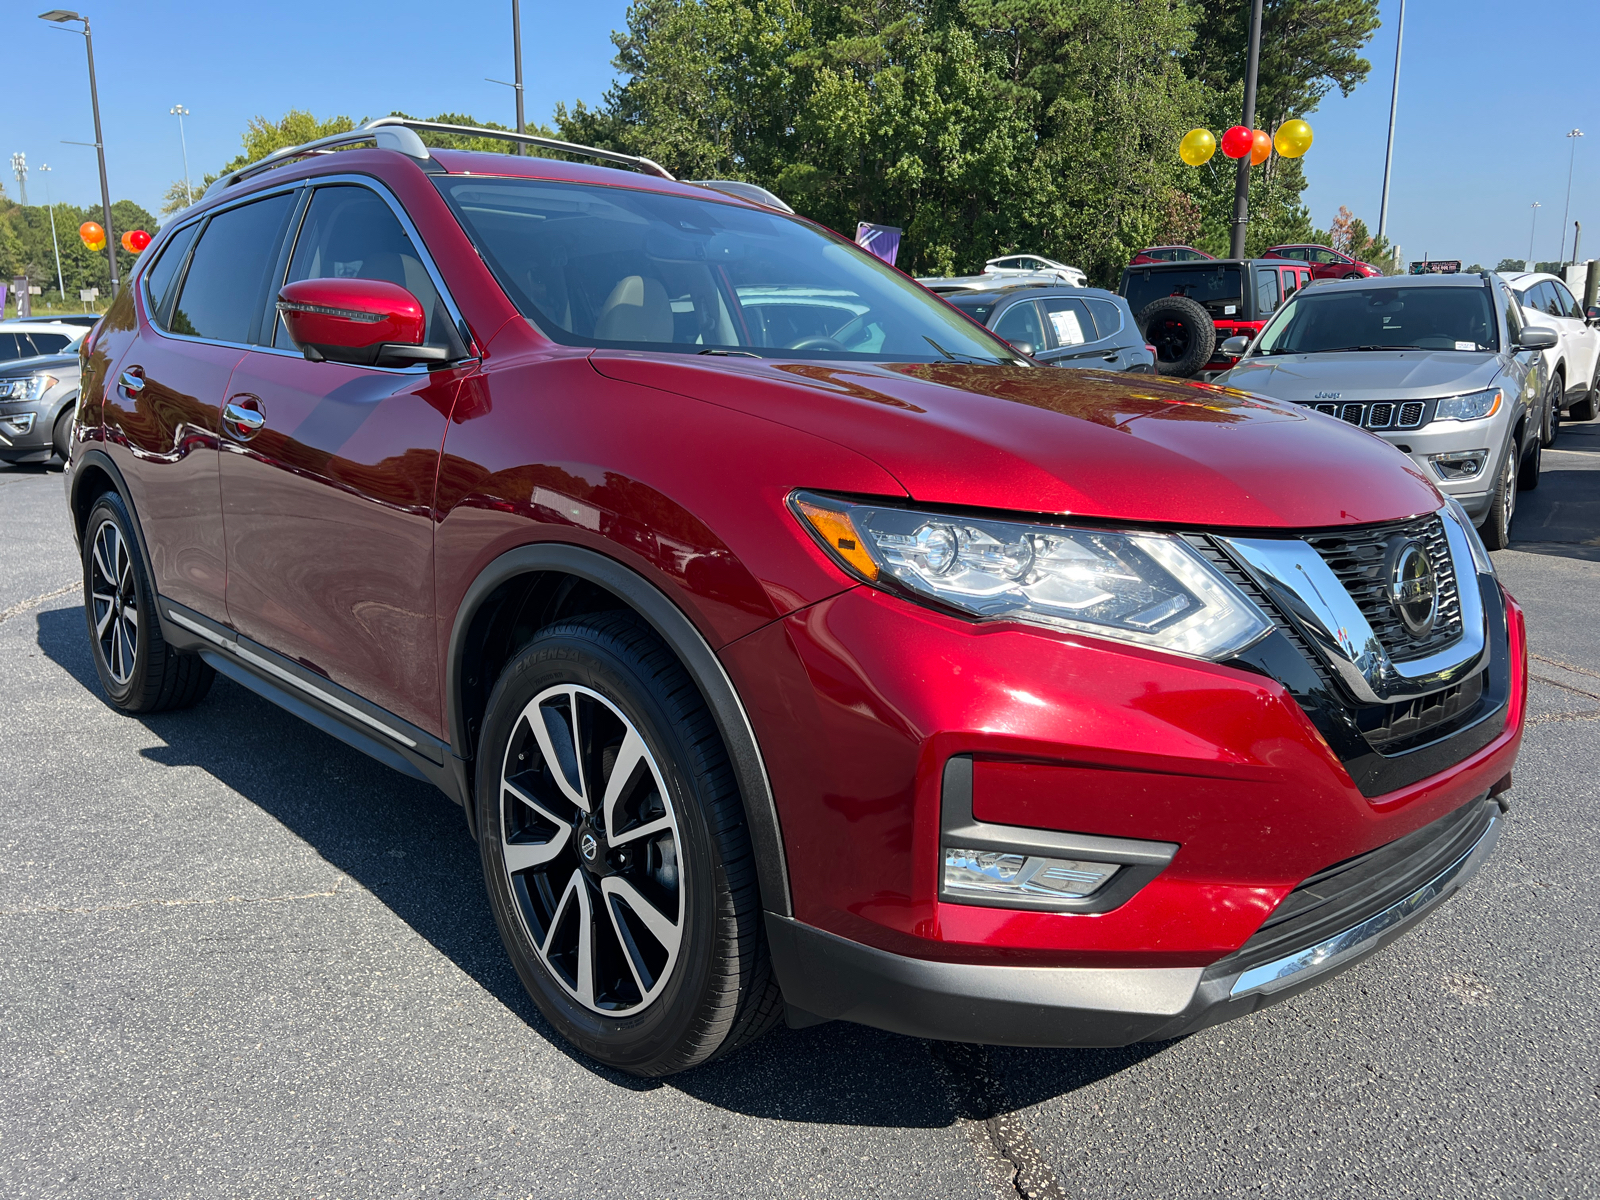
xmin=1136 ymin=295 xmax=1215 ymax=378
xmin=1478 ymin=445 xmax=1518 ymax=551
xmin=1518 ymin=432 xmax=1542 ymax=491
xmin=1571 ymin=366 xmax=1599 ymax=422
xmin=81 ymin=492 xmax=214 ymax=712
xmin=1342 ymin=271 xmax=1364 ymax=280
xmin=1541 ymin=374 xmax=1561 ymax=446
xmin=475 ymin=610 xmax=780 ymax=1076
xmin=52 ymin=409 xmax=73 ymax=462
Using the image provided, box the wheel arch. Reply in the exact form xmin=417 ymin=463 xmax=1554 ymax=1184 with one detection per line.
xmin=68 ymin=448 xmax=145 ymax=559
xmin=447 ymin=542 xmax=792 ymax=916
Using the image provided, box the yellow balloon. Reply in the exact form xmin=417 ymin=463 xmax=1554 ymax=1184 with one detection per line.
xmin=1273 ymin=119 xmax=1314 ymax=159
xmin=1179 ymin=128 xmax=1217 ymax=167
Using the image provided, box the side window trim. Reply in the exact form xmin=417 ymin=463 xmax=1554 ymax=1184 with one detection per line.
xmin=143 ymin=217 xmax=205 ymax=331
xmin=256 ymin=187 xmax=314 ymax=348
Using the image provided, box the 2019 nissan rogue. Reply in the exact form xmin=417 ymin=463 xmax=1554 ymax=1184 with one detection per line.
xmin=65 ymin=119 xmax=1526 ymax=1077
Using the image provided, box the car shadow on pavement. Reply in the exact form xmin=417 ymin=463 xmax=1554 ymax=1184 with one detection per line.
xmin=36 ymin=604 xmax=1171 ymax=1125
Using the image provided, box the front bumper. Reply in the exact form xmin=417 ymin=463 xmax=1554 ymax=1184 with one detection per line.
xmin=771 ymin=797 xmax=1503 ymax=1045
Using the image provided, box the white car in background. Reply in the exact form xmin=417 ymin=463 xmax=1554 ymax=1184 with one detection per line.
xmin=918 ymin=253 xmax=1087 ymax=294
xmin=1502 ymin=271 xmax=1600 ymax=436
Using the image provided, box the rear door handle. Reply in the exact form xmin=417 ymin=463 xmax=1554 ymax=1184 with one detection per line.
xmin=221 ymin=395 xmax=265 ymax=441
xmin=119 ymin=367 xmax=145 ymax=397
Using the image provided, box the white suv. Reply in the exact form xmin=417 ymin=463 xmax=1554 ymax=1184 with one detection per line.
xmin=1502 ymin=272 xmax=1600 ymax=435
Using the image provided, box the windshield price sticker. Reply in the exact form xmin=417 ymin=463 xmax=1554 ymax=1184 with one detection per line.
xmin=1049 ymin=309 xmax=1086 ymax=346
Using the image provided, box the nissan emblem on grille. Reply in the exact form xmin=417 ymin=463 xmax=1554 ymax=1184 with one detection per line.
xmin=1388 ymin=538 xmax=1439 ymax=637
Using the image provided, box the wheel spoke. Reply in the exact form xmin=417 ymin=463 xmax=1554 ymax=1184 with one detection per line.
xmin=529 ymin=694 xmax=589 ymax=812
xmin=504 ymin=777 xmax=573 ymax=832
xmin=92 ymin=534 xmax=113 ymax=585
xmin=602 ymin=876 xmax=682 ymax=961
xmin=607 ymin=814 xmax=673 ymax=849
xmin=95 ymin=600 xmax=115 ymax=638
xmin=600 ymin=728 xmax=650 ymax=836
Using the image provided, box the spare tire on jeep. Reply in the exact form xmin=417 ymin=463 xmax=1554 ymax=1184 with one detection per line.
xmin=1136 ymin=296 xmax=1215 ymax=378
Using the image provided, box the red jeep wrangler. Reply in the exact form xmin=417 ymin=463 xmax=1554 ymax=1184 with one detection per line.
xmin=1121 ymin=258 xmax=1312 ymax=377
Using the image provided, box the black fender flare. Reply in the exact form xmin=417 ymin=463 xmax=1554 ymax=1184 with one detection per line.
xmin=446 ymin=542 xmax=792 ymax=916
xmin=66 ymin=446 xmax=150 ymax=562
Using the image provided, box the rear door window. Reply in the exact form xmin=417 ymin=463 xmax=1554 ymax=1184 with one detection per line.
xmin=992 ymin=300 xmax=1045 ymax=349
xmin=1552 ymin=281 xmax=1582 ymax=320
xmin=142 ymin=220 xmax=201 ymax=328
xmin=276 ymin=185 xmax=451 ymax=350
xmin=1255 ymin=269 xmax=1282 ymax=317
xmin=170 ymin=192 xmax=297 ymax=343
xmin=1040 ymin=296 xmax=1093 ymax=346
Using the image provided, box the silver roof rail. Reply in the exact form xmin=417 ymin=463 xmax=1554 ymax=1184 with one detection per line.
xmin=203 ymin=117 xmax=674 ymax=201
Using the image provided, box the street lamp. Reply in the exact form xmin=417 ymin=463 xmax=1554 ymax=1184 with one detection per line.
xmin=1228 ymin=0 xmax=1265 ymax=258
xmin=38 ymin=164 xmax=67 ymax=306
xmin=1528 ymin=202 xmax=1542 ymax=267
xmin=1377 ymin=0 xmax=1405 ymax=241
xmin=485 ymin=1 xmax=528 ymax=156
xmin=1559 ymin=129 xmax=1583 ymax=267
xmin=170 ymin=104 xmax=192 ymax=206
xmin=39 ymin=9 xmax=119 ymax=297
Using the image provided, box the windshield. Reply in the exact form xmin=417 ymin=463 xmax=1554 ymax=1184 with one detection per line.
xmin=1123 ymin=265 xmax=1243 ymax=318
xmin=434 ymin=177 xmax=1022 ymax=364
xmin=1252 ymin=284 xmax=1498 ymax=355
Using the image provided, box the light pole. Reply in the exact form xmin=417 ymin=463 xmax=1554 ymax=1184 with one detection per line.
xmin=39 ymin=9 xmax=119 ymax=297
xmin=10 ymin=151 xmax=28 ymax=205
xmin=170 ymin=104 xmax=192 ymax=205
xmin=1377 ymin=0 xmax=1405 ymax=240
xmin=1558 ymin=129 xmax=1583 ymax=267
xmin=38 ymin=164 xmax=67 ymax=306
xmin=1528 ymin=202 xmax=1542 ymax=267
xmin=486 ymin=1 xmax=528 ymax=155
xmin=1228 ymin=0 xmax=1265 ymax=258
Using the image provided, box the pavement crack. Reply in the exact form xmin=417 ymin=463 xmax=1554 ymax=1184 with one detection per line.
xmin=929 ymin=1042 xmax=1066 ymax=1200
xmin=0 ymin=877 xmax=347 ymax=916
xmin=1531 ymin=653 xmax=1600 ymax=683
xmin=1527 ymin=708 xmax=1600 ymax=728
xmin=0 ymin=583 xmax=77 ymax=625
xmin=1529 ymin=673 xmax=1600 ymax=703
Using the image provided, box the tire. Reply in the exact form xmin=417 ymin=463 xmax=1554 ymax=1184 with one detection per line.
xmin=1571 ymin=368 xmax=1598 ymax=422
xmin=475 ymin=610 xmax=781 ymax=1076
xmin=81 ymin=492 xmax=215 ymax=713
xmin=52 ymin=408 xmax=73 ymax=462
xmin=1136 ymin=296 xmax=1215 ymax=378
xmin=1477 ymin=445 xmax=1518 ymax=551
xmin=1541 ymin=374 xmax=1560 ymax=447
xmin=1342 ymin=271 xmax=1364 ymax=280
xmin=1518 ymin=432 xmax=1542 ymax=491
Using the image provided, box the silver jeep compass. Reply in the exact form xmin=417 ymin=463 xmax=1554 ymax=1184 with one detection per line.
xmin=1215 ymin=273 xmax=1554 ymax=549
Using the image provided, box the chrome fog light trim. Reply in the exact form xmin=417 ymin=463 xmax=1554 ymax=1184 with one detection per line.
xmin=1428 ymin=449 xmax=1488 ymax=481
xmin=943 ymin=847 xmax=1120 ymax=901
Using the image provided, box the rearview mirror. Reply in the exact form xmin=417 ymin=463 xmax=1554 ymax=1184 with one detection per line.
xmin=1219 ymin=335 xmax=1252 ymax=356
xmin=1517 ymin=325 xmax=1558 ymax=351
xmin=277 ymin=278 xmax=446 ymax=367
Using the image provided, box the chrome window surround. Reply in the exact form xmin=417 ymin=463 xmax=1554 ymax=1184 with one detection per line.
xmin=141 ymin=173 xmax=477 ymax=375
xmin=1219 ymin=502 xmax=1487 ymax=704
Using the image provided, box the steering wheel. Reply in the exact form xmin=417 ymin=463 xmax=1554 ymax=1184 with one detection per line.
xmin=786 ymin=335 xmax=851 ymax=352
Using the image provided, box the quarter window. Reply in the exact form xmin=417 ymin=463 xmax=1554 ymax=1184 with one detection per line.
xmin=142 ymin=221 xmax=200 ymax=328
xmin=170 ymin=193 xmax=296 ymax=343
xmin=1082 ymin=298 xmax=1124 ymax=338
xmin=1552 ymin=281 xmax=1582 ymax=320
xmin=276 ymin=185 xmax=451 ymax=350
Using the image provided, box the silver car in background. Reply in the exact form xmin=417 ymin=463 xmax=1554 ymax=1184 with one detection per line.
xmin=1214 ymin=273 xmax=1555 ymax=549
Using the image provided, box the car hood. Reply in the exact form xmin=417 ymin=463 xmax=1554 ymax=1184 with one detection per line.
xmin=590 ymin=352 xmax=1440 ymax=529
xmin=1215 ymin=351 xmax=1503 ymax=403
xmin=0 ymin=351 xmax=80 ymax=379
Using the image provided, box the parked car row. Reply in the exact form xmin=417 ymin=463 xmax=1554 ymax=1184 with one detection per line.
xmin=49 ymin=119 xmax=1527 ymax=1082
xmin=0 ymin=318 xmax=90 ymax=465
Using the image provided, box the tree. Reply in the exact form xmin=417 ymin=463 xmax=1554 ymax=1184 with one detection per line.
xmin=160 ymin=179 xmax=195 ymax=216
xmin=1313 ymin=204 xmax=1398 ymax=273
xmin=1495 ymin=258 xmax=1526 ymax=273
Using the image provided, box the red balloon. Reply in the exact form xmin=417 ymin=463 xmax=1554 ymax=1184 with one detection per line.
xmin=1220 ymin=125 xmax=1254 ymax=159
xmin=1250 ymin=129 xmax=1272 ymax=165
xmin=120 ymin=229 xmax=153 ymax=254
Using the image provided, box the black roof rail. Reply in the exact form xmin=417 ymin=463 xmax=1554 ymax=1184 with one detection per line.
xmin=203 ymin=117 xmax=675 ymax=200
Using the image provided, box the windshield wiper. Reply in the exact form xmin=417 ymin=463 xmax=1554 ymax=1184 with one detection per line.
xmin=1315 ymin=344 xmax=1426 ymax=353
xmin=697 ymin=348 xmax=761 ymax=358
xmin=924 ymin=336 xmax=1005 ymax=365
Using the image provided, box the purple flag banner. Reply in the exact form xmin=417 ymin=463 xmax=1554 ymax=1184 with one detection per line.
xmin=855 ymin=222 xmax=902 ymax=266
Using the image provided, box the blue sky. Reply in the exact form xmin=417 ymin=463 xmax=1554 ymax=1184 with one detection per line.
xmin=4 ymin=0 xmax=1595 ymax=269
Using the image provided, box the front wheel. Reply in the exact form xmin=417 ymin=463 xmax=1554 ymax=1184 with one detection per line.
xmin=1571 ymin=367 xmax=1599 ymax=423
xmin=475 ymin=611 xmax=780 ymax=1076
xmin=81 ymin=492 xmax=214 ymax=712
xmin=1342 ymin=271 xmax=1364 ymax=280
xmin=1478 ymin=446 xmax=1518 ymax=551
xmin=1541 ymin=375 xmax=1561 ymax=447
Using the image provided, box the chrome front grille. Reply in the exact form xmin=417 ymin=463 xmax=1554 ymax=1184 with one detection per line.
xmin=1306 ymin=400 xmax=1427 ymax=430
xmin=1303 ymin=513 xmax=1463 ymax=662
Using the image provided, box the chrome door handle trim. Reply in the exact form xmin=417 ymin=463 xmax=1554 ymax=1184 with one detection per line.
xmin=221 ymin=400 xmax=265 ymax=440
xmin=119 ymin=370 xmax=144 ymax=394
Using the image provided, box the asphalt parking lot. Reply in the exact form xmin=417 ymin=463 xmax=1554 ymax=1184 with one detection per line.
xmin=2 ymin=422 xmax=1597 ymax=1200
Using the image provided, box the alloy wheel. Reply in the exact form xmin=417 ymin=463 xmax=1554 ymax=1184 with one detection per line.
xmin=89 ymin=519 xmax=139 ymax=686
xmin=498 ymin=683 xmax=684 ymax=1015
xmin=1502 ymin=448 xmax=1517 ymax=528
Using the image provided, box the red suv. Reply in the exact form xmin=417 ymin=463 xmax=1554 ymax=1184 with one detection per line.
xmin=66 ymin=120 xmax=1525 ymax=1077
xmin=1266 ymin=243 xmax=1383 ymax=280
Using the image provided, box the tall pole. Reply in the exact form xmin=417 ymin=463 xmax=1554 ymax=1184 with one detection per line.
xmin=1559 ymin=129 xmax=1583 ymax=266
xmin=39 ymin=164 xmax=67 ymax=304
xmin=512 ymin=0 xmax=526 ymax=156
xmin=1528 ymin=202 xmax=1541 ymax=266
xmin=1228 ymin=0 xmax=1265 ymax=259
xmin=1377 ymin=0 xmax=1405 ymax=240
xmin=10 ymin=152 xmax=27 ymax=205
xmin=171 ymin=104 xmax=192 ymax=204
xmin=83 ymin=18 xmax=118 ymax=295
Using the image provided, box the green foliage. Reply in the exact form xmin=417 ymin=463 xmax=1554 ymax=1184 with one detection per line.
xmin=1495 ymin=258 xmax=1526 ymax=273
xmin=0 ymin=191 xmax=157 ymax=305
xmin=216 ymin=110 xmax=357 ymax=177
xmin=1313 ymin=203 xmax=1399 ymax=273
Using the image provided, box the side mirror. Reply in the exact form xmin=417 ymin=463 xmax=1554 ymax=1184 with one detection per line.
xmin=1587 ymin=305 xmax=1599 ymax=325
xmin=1517 ymin=325 xmax=1558 ymax=351
xmin=277 ymin=277 xmax=446 ymax=367
xmin=1219 ymin=335 xmax=1252 ymax=357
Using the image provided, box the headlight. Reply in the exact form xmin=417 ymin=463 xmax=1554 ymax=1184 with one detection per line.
xmin=1434 ymin=388 xmax=1501 ymax=422
xmin=790 ymin=492 xmax=1272 ymax=660
xmin=0 ymin=373 xmax=58 ymax=402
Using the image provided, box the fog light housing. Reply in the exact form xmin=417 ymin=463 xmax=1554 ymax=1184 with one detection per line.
xmin=943 ymin=847 xmax=1120 ymax=901
xmin=1428 ymin=449 xmax=1488 ymax=481
xmin=0 ymin=412 xmax=36 ymax=435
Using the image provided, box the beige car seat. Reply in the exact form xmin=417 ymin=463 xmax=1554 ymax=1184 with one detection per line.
xmin=595 ymin=275 xmax=674 ymax=343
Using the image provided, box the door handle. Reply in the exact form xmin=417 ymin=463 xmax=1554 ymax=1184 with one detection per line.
xmin=1101 ymin=352 xmax=1120 ymax=362
xmin=221 ymin=395 xmax=265 ymax=441
xmin=119 ymin=368 xmax=145 ymax=397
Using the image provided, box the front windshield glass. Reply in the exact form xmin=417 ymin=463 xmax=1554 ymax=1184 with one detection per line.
xmin=1252 ymin=284 xmax=1498 ymax=355
xmin=434 ymin=176 xmax=1022 ymax=364
xmin=1123 ymin=265 xmax=1243 ymax=318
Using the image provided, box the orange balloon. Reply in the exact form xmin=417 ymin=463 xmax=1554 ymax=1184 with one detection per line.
xmin=79 ymin=221 xmax=106 ymax=250
xmin=120 ymin=229 xmax=153 ymax=254
xmin=1250 ymin=129 xmax=1272 ymax=165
